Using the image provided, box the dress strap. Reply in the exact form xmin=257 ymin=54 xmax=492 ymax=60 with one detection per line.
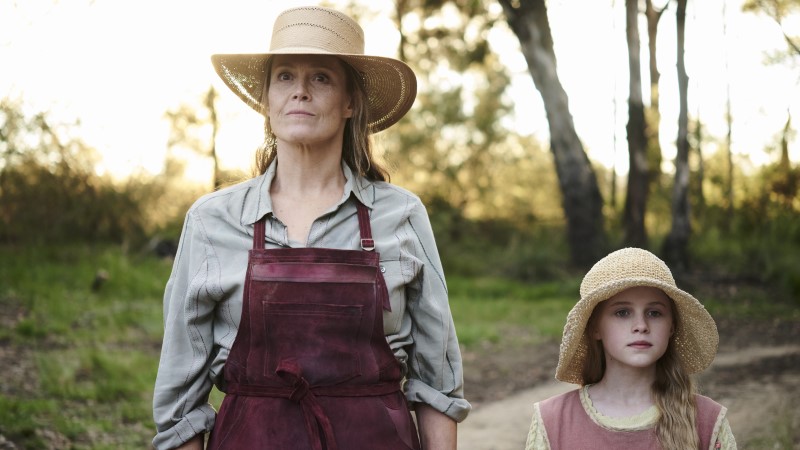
xmin=356 ymin=202 xmax=374 ymax=252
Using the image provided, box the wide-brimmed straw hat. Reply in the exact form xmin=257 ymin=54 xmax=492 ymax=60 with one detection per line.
xmin=555 ymin=247 xmax=719 ymax=385
xmin=211 ymin=6 xmax=417 ymax=133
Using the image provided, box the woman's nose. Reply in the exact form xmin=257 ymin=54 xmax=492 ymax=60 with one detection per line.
xmin=292 ymin=81 xmax=310 ymax=100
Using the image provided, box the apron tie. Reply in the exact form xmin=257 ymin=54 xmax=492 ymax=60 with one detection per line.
xmin=277 ymin=360 xmax=339 ymax=450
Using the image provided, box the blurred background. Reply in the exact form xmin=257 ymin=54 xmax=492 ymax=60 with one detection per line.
xmin=1 ymin=0 xmax=798 ymax=448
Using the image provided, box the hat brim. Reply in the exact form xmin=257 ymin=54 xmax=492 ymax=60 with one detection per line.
xmin=211 ymin=51 xmax=417 ymax=133
xmin=555 ymin=278 xmax=719 ymax=385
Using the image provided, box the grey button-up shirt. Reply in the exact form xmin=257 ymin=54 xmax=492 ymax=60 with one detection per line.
xmin=152 ymin=160 xmax=470 ymax=449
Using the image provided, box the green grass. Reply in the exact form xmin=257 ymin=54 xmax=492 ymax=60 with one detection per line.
xmin=0 ymin=244 xmax=170 ymax=449
xmin=447 ymin=275 xmax=580 ymax=347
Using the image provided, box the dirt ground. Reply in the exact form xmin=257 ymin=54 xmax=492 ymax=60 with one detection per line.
xmin=458 ymin=276 xmax=800 ymax=449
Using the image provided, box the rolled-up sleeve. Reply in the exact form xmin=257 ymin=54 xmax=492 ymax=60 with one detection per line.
xmin=152 ymin=209 xmax=221 ymax=449
xmin=400 ymin=200 xmax=471 ymax=422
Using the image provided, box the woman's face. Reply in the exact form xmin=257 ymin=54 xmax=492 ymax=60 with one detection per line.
xmin=267 ymin=54 xmax=353 ymax=149
xmin=592 ymin=286 xmax=674 ymax=372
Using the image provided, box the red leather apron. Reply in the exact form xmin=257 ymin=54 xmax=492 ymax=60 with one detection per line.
xmin=207 ymin=202 xmax=420 ymax=450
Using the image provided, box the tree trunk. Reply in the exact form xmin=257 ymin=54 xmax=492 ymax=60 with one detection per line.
xmin=663 ymin=0 xmax=691 ymax=271
xmin=624 ymin=0 xmax=650 ymax=248
xmin=205 ymin=86 xmax=221 ymax=189
xmin=645 ymin=0 xmax=665 ymax=188
xmin=723 ymin=0 xmax=734 ymax=228
xmin=499 ymin=0 xmax=606 ymax=267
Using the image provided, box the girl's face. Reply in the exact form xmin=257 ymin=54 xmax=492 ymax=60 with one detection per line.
xmin=267 ymin=54 xmax=353 ymax=149
xmin=592 ymin=286 xmax=674 ymax=372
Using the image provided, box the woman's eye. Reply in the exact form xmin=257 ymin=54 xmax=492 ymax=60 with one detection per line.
xmin=313 ymin=73 xmax=329 ymax=82
xmin=276 ymin=72 xmax=291 ymax=81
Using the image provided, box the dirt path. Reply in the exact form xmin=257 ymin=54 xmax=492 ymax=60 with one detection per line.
xmin=457 ymin=345 xmax=800 ymax=449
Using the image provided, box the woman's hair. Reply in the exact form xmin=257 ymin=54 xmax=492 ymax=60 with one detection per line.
xmin=582 ymin=297 xmax=699 ymax=450
xmin=253 ymin=58 xmax=390 ymax=182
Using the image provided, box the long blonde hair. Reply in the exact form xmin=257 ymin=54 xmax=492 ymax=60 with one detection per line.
xmin=253 ymin=57 xmax=390 ymax=181
xmin=583 ymin=299 xmax=699 ymax=450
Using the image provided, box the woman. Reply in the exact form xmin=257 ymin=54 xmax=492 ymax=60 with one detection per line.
xmin=152 ymin=6 xmax=470 ymax=450
xmin=524 ymin=248 xmax=735 ymax=449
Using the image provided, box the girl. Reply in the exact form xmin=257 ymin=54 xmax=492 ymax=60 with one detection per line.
xmin=525 ymin=247 xmax=736 ymax=449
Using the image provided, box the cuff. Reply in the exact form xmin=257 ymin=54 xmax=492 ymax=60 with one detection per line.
xmin=152 ymin=404 xmax=216 ymax=450
xmin=405 ymin=379 xmax=472 ymax=422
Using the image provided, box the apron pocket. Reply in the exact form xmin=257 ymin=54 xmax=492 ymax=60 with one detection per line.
xmin=263 ymin=302 xmax=363 ymax=385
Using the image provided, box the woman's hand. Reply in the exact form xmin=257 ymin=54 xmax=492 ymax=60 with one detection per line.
xmin=415 ymin=403 xmax=457 ymax=450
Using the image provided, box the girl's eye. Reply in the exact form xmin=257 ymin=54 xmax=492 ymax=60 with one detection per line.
xmin=647 ymin=310 xmax=663 ymax=318
xmin=614 ymin=309 xmax=630 ymax=318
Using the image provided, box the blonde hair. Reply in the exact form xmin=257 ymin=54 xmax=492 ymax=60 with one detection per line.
xmin=582 ymin=298 xmax=699 ymax=450
xmin=254 ymin=57 xmax=390 ymax=182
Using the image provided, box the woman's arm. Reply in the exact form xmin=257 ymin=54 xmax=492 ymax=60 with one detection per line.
xmin=416 ymin=403 xmax=457 ymax=450
xmin=173 ymin=434 xmax=203 ymax=450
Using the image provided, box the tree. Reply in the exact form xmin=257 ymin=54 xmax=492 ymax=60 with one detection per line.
xmin=663 ymin=0 xmax=691 ymax=270
xmin=164 ymin=86 xmax=223 ymax=190
xmin=623 ymin=0 xmax=649 ymax=247
xmin=498 ymin=0 xmax=606 ymax=267
xmin=645 ymin=0 xmax=667 ymax=188
xmin=623 ymin=0 xmax=650 ymax=248
xmin=743 ymin=0 xmax=800 ymax=58
xmin=385 ymin=1 xmax=530 ymax=233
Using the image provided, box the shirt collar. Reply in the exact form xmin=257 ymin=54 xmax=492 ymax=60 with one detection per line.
xmin=242 ymin=158 xmax=375 ymax=226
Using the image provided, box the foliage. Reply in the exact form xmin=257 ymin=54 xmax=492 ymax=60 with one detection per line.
xmin=383 ymin=0 xmax=523 ymax=221
xmin=0 ymin=98 xmax=205 ymax=247
xmin=690 ymin=160 xmax=800 ymax=298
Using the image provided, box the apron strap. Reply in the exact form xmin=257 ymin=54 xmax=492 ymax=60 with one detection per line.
xmin=356 ymin=202 xmax=374 ymax=251
xmin=253 ymin=201 xmax=373 ymax=251
xmin=253 ymin=218 xmax=266 ymax=250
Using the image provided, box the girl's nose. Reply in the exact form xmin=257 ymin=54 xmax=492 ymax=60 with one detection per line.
xmin=632 ymin=315 xmax=649 ymax=333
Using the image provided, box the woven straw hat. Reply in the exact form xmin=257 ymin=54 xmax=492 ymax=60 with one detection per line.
xmin=211 ymin=6 xmax=417 ymax=133
xmin=555 ymin=247 xmax=719 ymax=385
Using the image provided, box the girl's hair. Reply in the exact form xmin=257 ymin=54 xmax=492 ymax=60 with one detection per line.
xmin=583 ymin=298 xmax=699 ymax=450
xmin=253 ymin=57 xmax=390 ymax=182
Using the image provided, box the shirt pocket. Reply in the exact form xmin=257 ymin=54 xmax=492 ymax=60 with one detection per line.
xmin=379 ymin=259 xmax=411 ymax=333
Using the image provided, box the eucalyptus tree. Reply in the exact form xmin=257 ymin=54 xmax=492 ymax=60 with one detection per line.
xmin=623 ymin=0 xmax=650 ymax=248
xmin=663 ymin=0 xmax=691 ymax=270
xmin=497 ymin=0 xmax=606 ymax=267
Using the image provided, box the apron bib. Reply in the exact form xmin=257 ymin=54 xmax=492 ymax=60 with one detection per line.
xmin=207 ymin=202 xmax=420 ymax=450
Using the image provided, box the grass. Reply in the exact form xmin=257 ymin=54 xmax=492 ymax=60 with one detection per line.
xmin=447 ymin=275 xmax=580 ymax=347
xmin=0 ymin=244 xmax=170 ymax=449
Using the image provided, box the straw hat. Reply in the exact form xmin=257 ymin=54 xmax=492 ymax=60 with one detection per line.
xmin=211 ymin=6 xmax=417 ymax=133
xmin=555 ymin=247 xmax=719 ymax=385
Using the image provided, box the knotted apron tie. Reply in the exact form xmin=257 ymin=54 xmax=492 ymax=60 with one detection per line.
xmin=277 ymin=360 xmax=338 ymax=450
